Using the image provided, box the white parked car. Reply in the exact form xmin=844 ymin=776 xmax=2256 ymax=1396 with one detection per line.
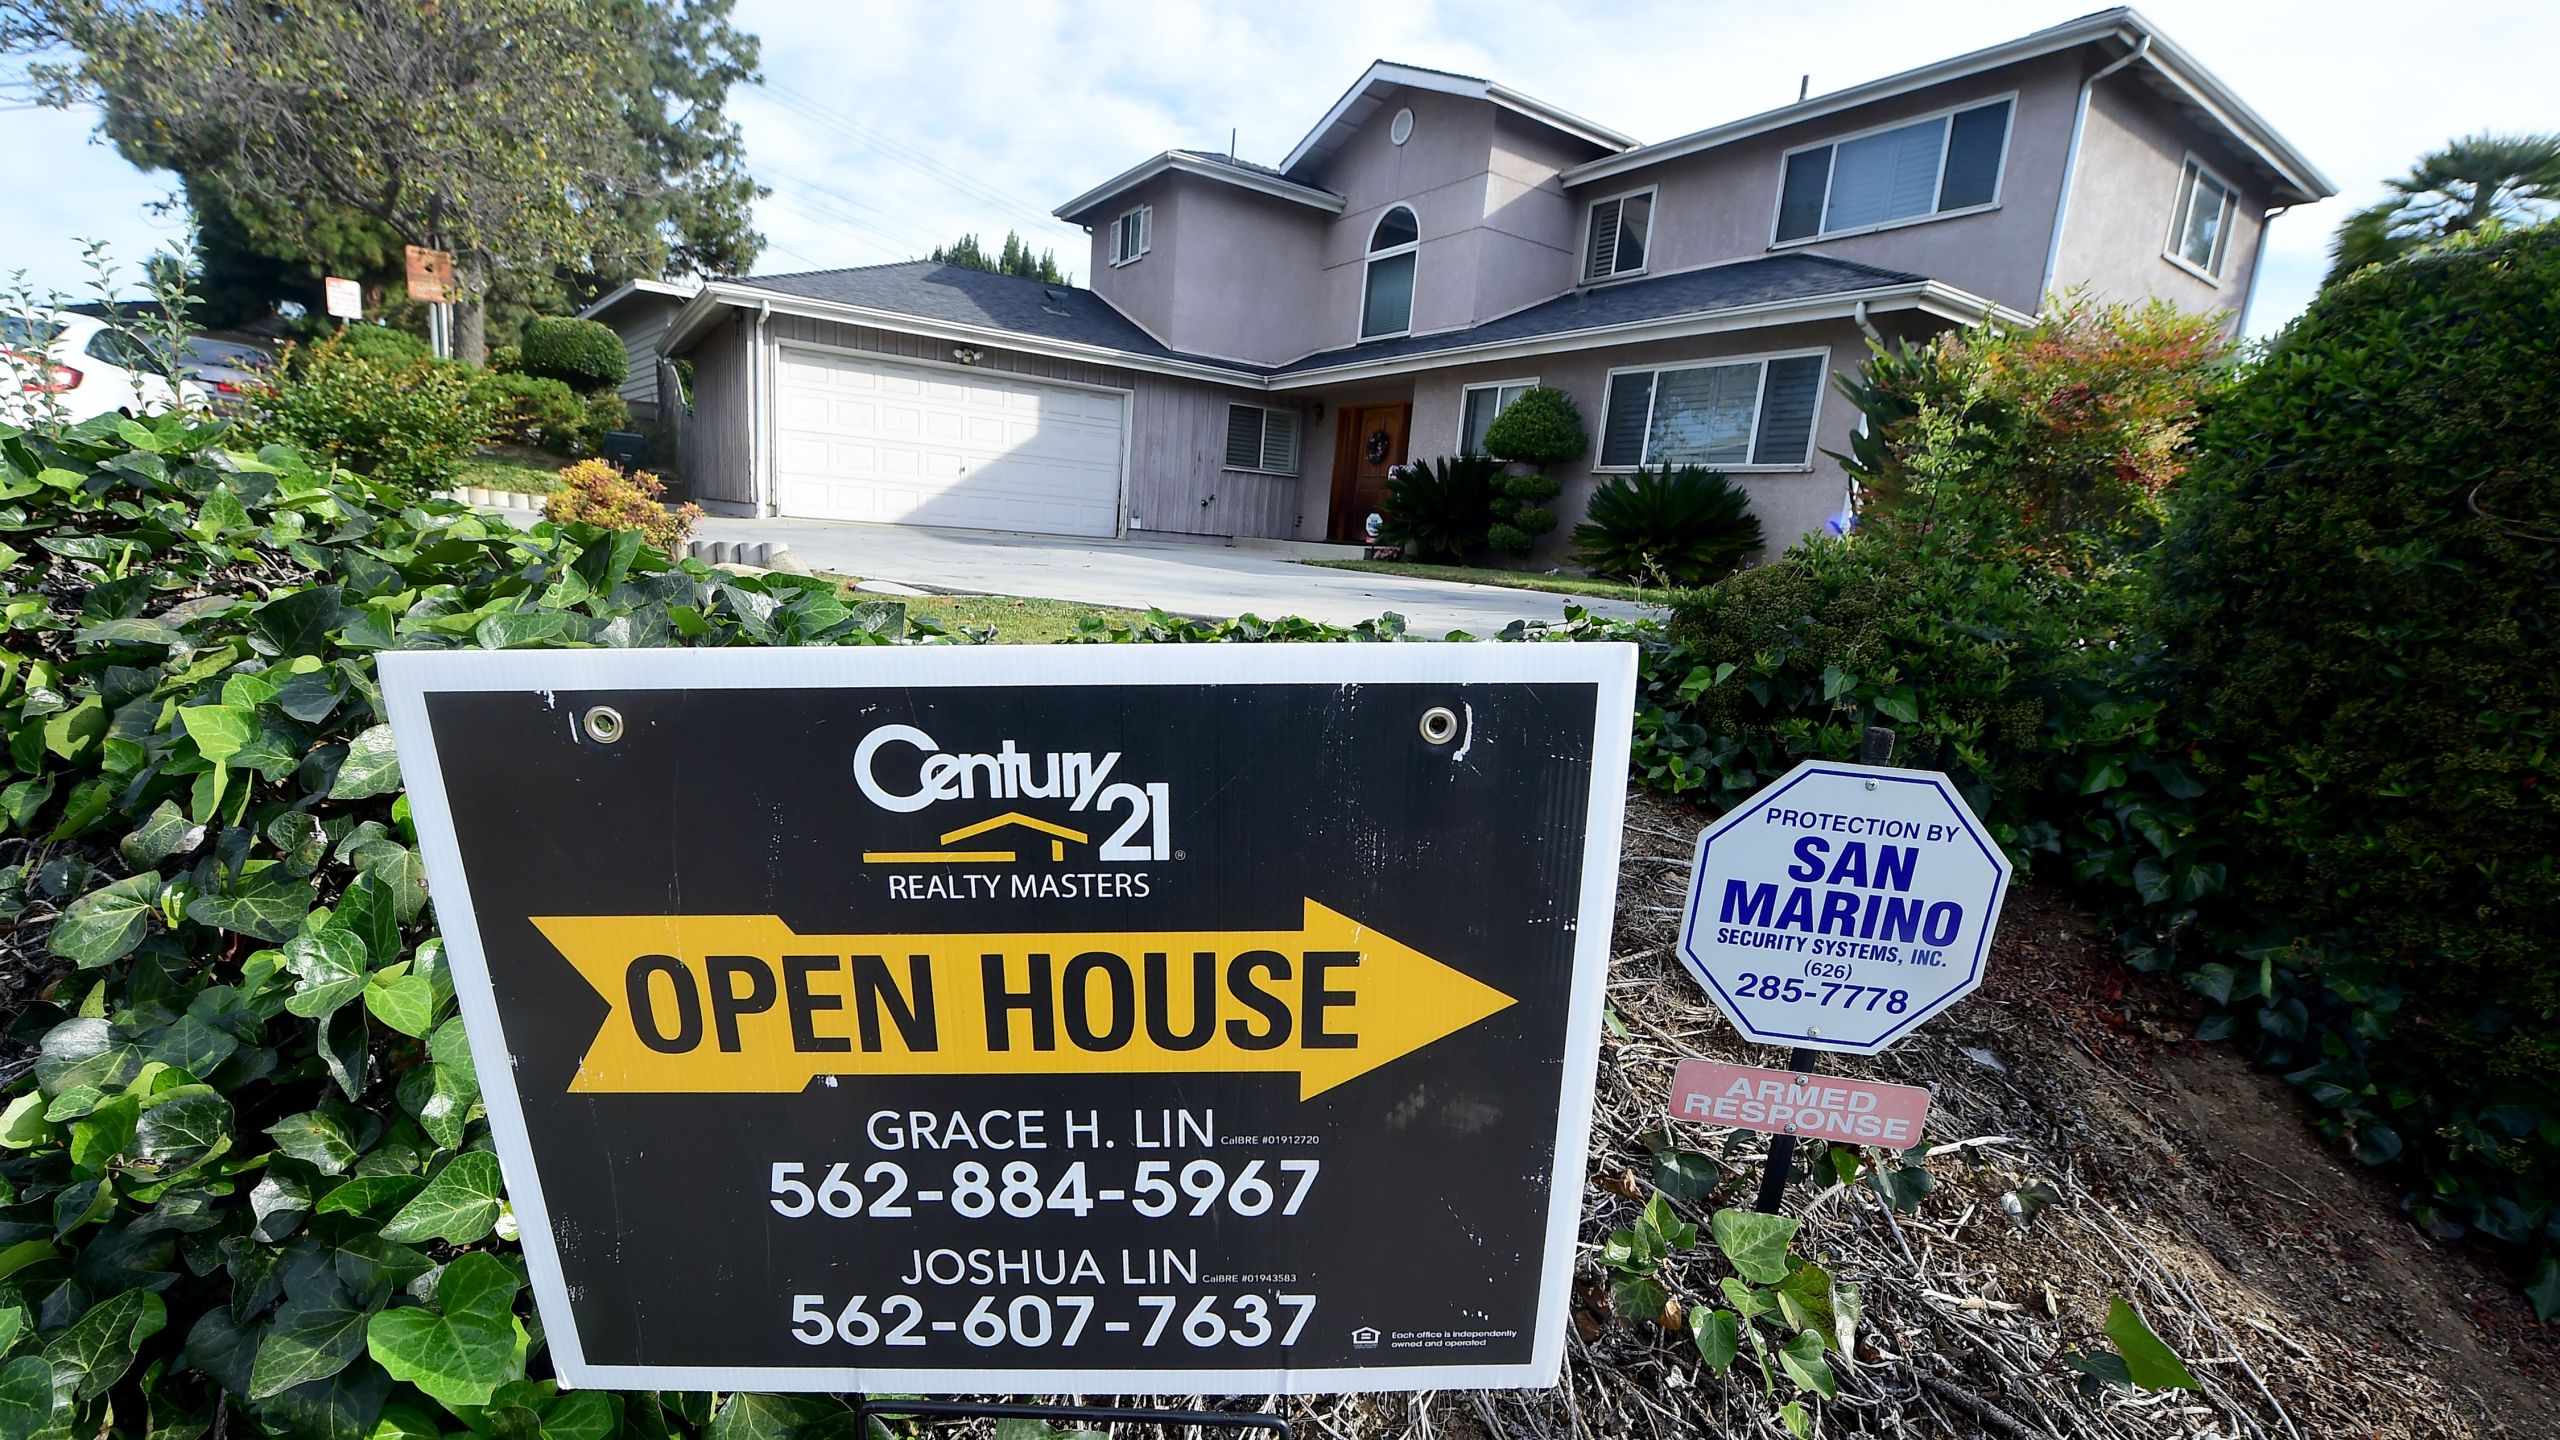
xmin=2 ymin=310 xmax=208 ymax=426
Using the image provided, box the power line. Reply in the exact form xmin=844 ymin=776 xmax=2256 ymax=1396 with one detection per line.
xmin=761 ymin=168 xmax=945 ymax=252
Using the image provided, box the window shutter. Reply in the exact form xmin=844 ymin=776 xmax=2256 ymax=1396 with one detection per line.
xmin=1110 ymin=214 xmax=1128 ymax=264
xmin=1776 ymin=149 xmax=1831 ymax=241
xmin=1224 ymin=404 xmax=1264 ymax=469
xmin=1137 ymin=206 xmax=1152 ymax=256
xmin=1261 ymin=410 xmax=1300 ymax=473
xmin=1600 ymin=372 xmax=1654 ymax=468
xmin=1936 ymin=101 xmax=2010 ymax=211
xmin=1649 ymin=363 xmax=1759 ymax=467
xmin=1826 ymin=118 xmax=1946 ymax=232
xmin=1584 ymin=198 xmax=1623 ymax=280
xmin=1751 ymin=355 xmax=1827 ymax=466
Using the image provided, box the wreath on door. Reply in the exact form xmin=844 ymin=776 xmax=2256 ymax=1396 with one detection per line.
xmin=1364 ymin=428 xmax=1392 ymax=464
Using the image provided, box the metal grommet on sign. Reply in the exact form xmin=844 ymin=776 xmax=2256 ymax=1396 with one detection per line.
xmin=581 ymin=706 xmax=625 ymax=745
xmin=1418 ymin=706 xmax=1459 ymax=745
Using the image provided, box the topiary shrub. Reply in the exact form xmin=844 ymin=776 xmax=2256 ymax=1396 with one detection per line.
xmin=544 ymin=458 xmax=701 ymax=551
xmin=1572 ymin=465 xmax=1762 ymax=587
xmin=469 ymin=370 xmax=584 ymax=451
xmin=1377 ymin=455 xmax=1500 ymax=560
xmin=250 ymin=332 xmax=491 ymax=495
xmin=2154 ymin=223 xmax=2560 ymax=1276
xmin=518 ymin=315 xmax=628 ymax=391
xmin=1481 ymin=386 xmax=1586 ymax=556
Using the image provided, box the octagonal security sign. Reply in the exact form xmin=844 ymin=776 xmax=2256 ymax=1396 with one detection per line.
xmin=1677 ymin=761 xmax=2012 ymax=1054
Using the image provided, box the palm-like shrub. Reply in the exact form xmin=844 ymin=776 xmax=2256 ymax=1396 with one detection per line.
xmin=1378 ymin=455 xmax=1500 ymax=561
xmin=1571 ymin=465 xmax=1762 ymax=587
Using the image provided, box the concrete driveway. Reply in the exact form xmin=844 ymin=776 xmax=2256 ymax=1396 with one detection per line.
xmin=692 ymin=516 xmax=1664 ymax=635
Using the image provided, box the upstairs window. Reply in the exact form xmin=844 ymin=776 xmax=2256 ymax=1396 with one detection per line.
xmin=1584 ymin=189 xmax=1654 ymax=281
xmin=1224 ymin=403 xmax=1301 ymax=475
xmin=1361 ymin=205 xmax=1419 ymax=340
xmin=1598 ymin=351 xmax=1829 ymax=470
xmin=1460 ymin=380 xmax=1534 ymax=456
xmin=1774 ymin=97 xmax=2013 ymax=242
xmin=2166 ymin=157 xmax=2238 ymax=280
xmin=1110 ymin=205 xmax=1152 ymax=266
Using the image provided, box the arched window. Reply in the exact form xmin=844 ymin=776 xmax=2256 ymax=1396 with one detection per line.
xmin=1361 ymin=205 xmax=1419 ymax=340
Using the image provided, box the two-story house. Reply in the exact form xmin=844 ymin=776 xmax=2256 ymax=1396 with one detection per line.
xmin=648 ymin=8 xmax=2331 ymax=554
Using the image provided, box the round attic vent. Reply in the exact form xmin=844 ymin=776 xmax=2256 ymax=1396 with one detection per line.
xmin=1390 ymin=107 xmax=1414 ymax=145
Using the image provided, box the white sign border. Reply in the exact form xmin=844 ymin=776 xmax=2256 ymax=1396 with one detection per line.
xmin=1675 ymin=759 xmax=2013 ymax=1055
xmin=381 ymin=641 xmax=1636 ymax=1396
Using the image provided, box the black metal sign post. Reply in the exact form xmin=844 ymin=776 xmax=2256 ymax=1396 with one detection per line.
xmin=382 ymin=646 xmax=1634 ymax=1403
xmin=1749 ymin=725 xmax=1898 ymax=1215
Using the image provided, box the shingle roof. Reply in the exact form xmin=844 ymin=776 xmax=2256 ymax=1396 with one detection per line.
xmin=1172 ymin=149 xmax=1298 ymax=183
xmin=725 ymin=254 xmax=1932 ymax=382
xmin=1272 ymin=253 xmax=1928 ymax=375
xmin=733 ymin=262 xmax=1266 ymax=374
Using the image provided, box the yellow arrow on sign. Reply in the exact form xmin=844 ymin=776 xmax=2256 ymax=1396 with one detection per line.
xmin=530 ymin=900 xmax=1516 ymax=1100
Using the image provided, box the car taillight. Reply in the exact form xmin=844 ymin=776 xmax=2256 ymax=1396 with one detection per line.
xmin=213 ymin=379 xmax=241 ymax=394
xmin=19 ymin=362 xmax=79 ymax=392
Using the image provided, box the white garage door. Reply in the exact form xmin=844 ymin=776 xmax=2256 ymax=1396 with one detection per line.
xmin=773 ymin=348 xmax=1124 ymax=537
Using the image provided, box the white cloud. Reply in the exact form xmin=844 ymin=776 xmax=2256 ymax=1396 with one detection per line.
xmin=6 ymin=1 xmax=2556 ymax=334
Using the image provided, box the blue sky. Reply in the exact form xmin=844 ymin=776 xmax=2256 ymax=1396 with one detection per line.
xmin=5 ymin=0 xmax=2555 ymax=337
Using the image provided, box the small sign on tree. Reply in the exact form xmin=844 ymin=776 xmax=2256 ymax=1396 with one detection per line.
xmin=322 ymin=276 xmax=362 ymax=321
xmin=405 ymin=245 xmax=455 ymax=303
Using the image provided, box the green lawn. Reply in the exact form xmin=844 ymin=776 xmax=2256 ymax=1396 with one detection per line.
xmin=1299 ymin=557 xmax=1676 ymax=604
xmin=452 ymin=446 xmax=565 ymax=494
xmin=817 ymin=576 xmax=1150 ymax=642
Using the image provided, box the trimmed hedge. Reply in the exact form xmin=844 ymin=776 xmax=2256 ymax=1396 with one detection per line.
xmin=518 ymin=316 xmax=627 ymax=391
xmin=2153 ymin=225 xmax=2560 ymax=1279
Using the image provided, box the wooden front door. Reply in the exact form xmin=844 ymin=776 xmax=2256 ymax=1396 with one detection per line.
xmin=1328 ymin=402 xmax=1411 ymax=543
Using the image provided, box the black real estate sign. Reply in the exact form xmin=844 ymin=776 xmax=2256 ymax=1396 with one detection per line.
xmin=382 ymin=645 xmax=1634 ymax=1394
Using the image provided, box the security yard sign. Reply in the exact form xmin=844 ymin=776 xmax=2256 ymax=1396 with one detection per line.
xmin=381 ymin=644 xmax=1634 ymax=1396
xmin=1675 ymin=760 xmax=2011 ymax=1054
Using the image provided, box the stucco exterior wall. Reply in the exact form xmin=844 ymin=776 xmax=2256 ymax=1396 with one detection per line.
xmin=1575 ymin=53 xmax=2086 ymax=316
xmin=1083 ymin=173 xmax=1183 ymax=348
xmin=1164 ymin=181 xmax=1329 ymax=365
xmin=2052 ymin=69 xmax=2269 ymax=325
xmin=1310 ymin=313 xmax=1944 ymax=559
xmin=1476 ymin=107 xmax=1606 ymax=320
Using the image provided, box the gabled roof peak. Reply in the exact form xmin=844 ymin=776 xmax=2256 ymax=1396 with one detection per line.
xmin=1279 ymin=61 xmax=1636 ymax=179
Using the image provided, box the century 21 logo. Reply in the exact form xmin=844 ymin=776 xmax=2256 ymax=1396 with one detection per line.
xmin=853 ymin=724 xmax=1170 ymax=863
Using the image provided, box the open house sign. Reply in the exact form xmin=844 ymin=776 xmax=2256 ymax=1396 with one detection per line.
xmin=383 ymin=645 xmax=1633 ymax=1395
